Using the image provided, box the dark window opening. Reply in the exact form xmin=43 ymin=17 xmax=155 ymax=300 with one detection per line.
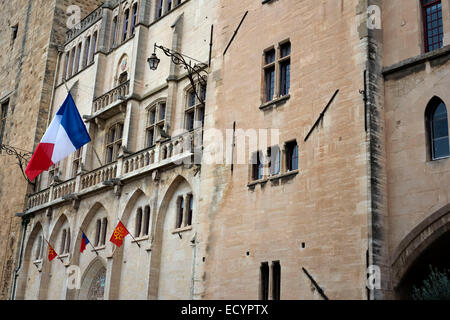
xmin=131 ymin=4 xmax=138 ymax=35
xmin=135 ymin=208 xmax=142 ymax=237
xmin=157 ymin=0 xmax=163 ymax=18
xmin=0 ymin=100 xmax=9 ymax=148
xmin=286 ymin=141 xmax=298 ymax=171
xmin=101 ymin=218 xmax=108 ymax=246
xmin=176 ymin=196 xmax=184 ymax=229
xmin=252 ymin=151 xmax=264 ymax=181
xmin=123 ymin=9 xmax=130 ymax=42
xmin=143 ymin=206 xmax=150 ymax=236
xmin=422 ymin=0 xmax=443 ymax=52
xmin=186 ymin=194 xmax=193 ymax=226
xmin=272 ymin=261 xmax=281 ymax=300
xmin=260 ymin=262 xmax=269 ymax=300
xmin=427 ymin=98 xmax=450 ymax=160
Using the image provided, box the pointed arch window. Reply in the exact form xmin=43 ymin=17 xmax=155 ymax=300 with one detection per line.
xmin=427 ymin=98 xmax=449 ymax=160
xmin=123 ymin=9 xmax=130 ymax=42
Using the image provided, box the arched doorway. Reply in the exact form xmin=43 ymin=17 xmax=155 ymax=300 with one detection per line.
xmin=392 ymin=203 xmax=450 ymax=299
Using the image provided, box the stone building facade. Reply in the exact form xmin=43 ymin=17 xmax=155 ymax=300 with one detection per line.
xmin=1 ymin=0 xmax=449 ymax=300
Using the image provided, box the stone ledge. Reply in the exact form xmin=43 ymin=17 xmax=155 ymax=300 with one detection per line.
xmin=259 ymin=94 xmax=290 ymax=110
xmin=383 ymin=45 xmax=450 ymax=78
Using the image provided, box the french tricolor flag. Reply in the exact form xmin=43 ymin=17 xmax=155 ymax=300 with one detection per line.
xmin=25 ymin=93 xmax=91 ymax=182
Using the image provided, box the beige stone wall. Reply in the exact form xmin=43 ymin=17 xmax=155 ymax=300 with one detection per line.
xmin=198 ymin=0 xmax=370 ymax=300
xmin=384 ymin=58 xmax=450 ymax=280
xmin=382 ymin=0 xmax=450 ymax=67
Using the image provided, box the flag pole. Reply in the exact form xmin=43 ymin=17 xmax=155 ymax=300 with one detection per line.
xmin=80 ymin=228 xmax=99 ymax=256
xmin=120 ymin=220 xmax=141 ymax=248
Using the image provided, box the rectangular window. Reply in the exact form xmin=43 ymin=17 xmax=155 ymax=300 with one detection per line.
xmin=135 ymin=208 xmax=142 ymax=237
xmin=159 ymin=103 xmax=166 ymax=121
xmin=95 ymin=219 xmax=101 ymax=246
xmin=186 ymin=194 xmax=193 ymax=226
xmin=286 ymin=141 xmax=298 ymax=172
xmin=143 ymin=206 xmax=150 ymax=236
xmin=157 ymin=0 xmax=163 ymax=18
xmin=186 ymin=110 xmax=195 ymax=131
xmin=131 ymin=5 xmax=138 ymax=35
xmin=423 ymin=0 xmax=443 ymax=52
xmin=272 ymin=261 xmax=281 ymax=300
xmin=75 ymin=43 xmax=82 ymax=73
xmin=64 ymin=52 xmax=70 ymax=80
xmin=260 ymin=262 xmax=269 ymax=300
xmin=168 ymin=0 xmax=173 ymax=11
xmin=112 ymin=17 xmax=118 ymax=47
xmin=0 ymin=100 xmax=8 ymax=148
xmin=90 ymin=32 xmax=97 ymax=63
xmin=264 ymin=48 xmax=276 ymax=102
xmin=268 ymin=146 xmax=280 ymax=176
xmin=70 ymin=48 xmax=76 ymax=77
xmin=252 ymin=151 xmax=264 ymax=181
xmin=83 ymin=36 xmax=91 ymax=67
xmin=146 ymin=102 xmax=166 ymax=147
xmin=72 ymin=147 xmax=82 ymax=177
xmin=123 ymin=10 xmax=129 ymax=42
xmin=176 ymin=196 xmax=184 ymax=229
xmin=279 ymin=42 xmax=291 ymax=96
xmin=106 ymin=123 xmax=123 ymax=163
xmin=101 ymin=218 xmax=108 ymax=246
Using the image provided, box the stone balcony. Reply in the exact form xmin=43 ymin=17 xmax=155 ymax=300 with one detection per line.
xmin=25 ymin=128 xmax=202 ymax=213
xmin=65 ymin=5 xmax=103 ymax=44
xmin=91 ymin=80 xmax=130 ymax=116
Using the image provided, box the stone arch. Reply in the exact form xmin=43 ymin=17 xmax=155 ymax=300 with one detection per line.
xmin=66 ymin=202 xmax=108 ymax=300
xmin=116 ymin=54 xmax=129 ymax=85
xmin=109 ymin=188 xmax=147 ymax=300
xmin=148 ymin=174 xmax=195 ymax=299
xmin=77 ymin=256 xmax=107 ymax=300
xmin=40 ymin=213 xmax=71 ymax=300
xmin=71 ymin=202 xmax=108 ymax=266
xmin=391 ymin=203 xmax=450 ymax=298
xmin=15 ymin=222 xmax=44 ymax=300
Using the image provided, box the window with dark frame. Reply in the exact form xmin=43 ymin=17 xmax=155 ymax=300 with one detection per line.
xmin=185 ymin=85 xmax=206 ymax=131
xmin=286 ymin=140 xmax=298 ymax=172
xmin=75 ymin=43 xmax=82 ymax=74
xmin=428 ymin=99 xmax=450 ymax=160
xmin=64 ymin=51 xmax=70 ymax=80
xmin=186 ymin=194 xmax=193 ymax=226
xmin=0 ymin=100 xmax=8 ymax=148
xmin=272 ymin=261 xmax=281 ymax=300
xmin=123 ymin=9 xmax=130 ymax=42
xmin=146 ymin=101 xmax=166 ymax=148
xmin=143 ymin=206 xmax=150 ymax=236
xmin=260 ymin=262 xmax=269 ymax=300
xmin=157 ymin=0 xmax=163 ymax=18
xmin=264 ymin=49 xmax=276 ymax=102
xmin=135 ymin=208 xmax=142 ymax=237
xmin=131 ymin=4 xmax=138 ymax=35
xmin=176 ymin=196 xmax=184 ymax=229
xmin=422 ymin=0 xmax=443 ymax=52
xmin=279 ymin=42 xmax=291 ymax=97
xmin=101 ymin=218 xmax=108 ymax=246
xmin=70 ymin=47 xmax=76 ymax=77
xmin=95 ymin=219 xmax=102 ymax=247
xmin=106 ymin=122 xmax=123 ymax=163
xmin=252 ymin=151 xmax=264 ymax=181
xmin=60 ymin=229 xmax=67 ymax=254
xmin=168 ymin=0 xmax=173 ymax=11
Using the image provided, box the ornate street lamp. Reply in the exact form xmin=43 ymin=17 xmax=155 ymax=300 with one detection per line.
xmin=148 ymin=43 xmax=208 ymax=104
xmin=147 ymin=52 xmax=160 ymax=71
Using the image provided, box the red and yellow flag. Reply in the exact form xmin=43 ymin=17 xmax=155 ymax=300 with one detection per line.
xmin=47 ymin=242 xmax=58 ymax=262
xmin=110 ymin=221 xmax=130 ymax=247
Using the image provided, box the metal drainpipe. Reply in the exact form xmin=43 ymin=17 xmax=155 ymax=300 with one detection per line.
xmin=10 ymin=216 xmax=29 ymax=300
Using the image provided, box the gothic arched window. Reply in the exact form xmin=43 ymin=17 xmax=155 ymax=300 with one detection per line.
xmin=426 ymin=97 xmax=450 ymax=160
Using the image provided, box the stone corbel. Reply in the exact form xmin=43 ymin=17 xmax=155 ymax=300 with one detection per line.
xmin=45 ymin=208 xmax=53 ymax=220
xmin=95 ymin=117 xmax=105 ymax=130
xmin=152 ymin=169 xmax=160 ymax=181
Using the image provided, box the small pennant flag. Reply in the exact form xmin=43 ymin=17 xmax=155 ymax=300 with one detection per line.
xmin=80 ymin=232 xmax=90 ymax=253
xmin=47 ymin=242 xmax=58 ymax=262
xmin=110 ymin=221 xmax=130 ymax=248
xmin=25 ymin=92 xmax=91 ymax=181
